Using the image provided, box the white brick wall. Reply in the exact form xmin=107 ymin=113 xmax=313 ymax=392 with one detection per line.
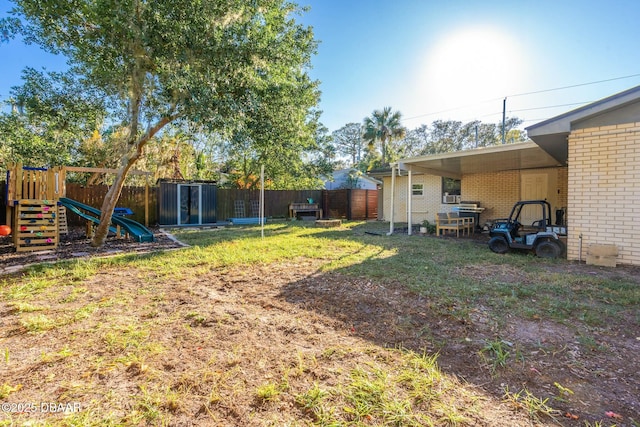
xmin=383 ymin=167 xmax=569 ymax=228
xmin=567 ymin=123 xmax=640 ymax=265
xmin=382 ymin=174 xmax=447 ymax=224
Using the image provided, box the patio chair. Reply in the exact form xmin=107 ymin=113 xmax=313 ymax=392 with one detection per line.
xmin=435 ymin=212 xmax=465 ymax=237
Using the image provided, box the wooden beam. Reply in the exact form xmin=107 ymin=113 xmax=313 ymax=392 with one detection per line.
xmin=64 ymin=166 xmax=153 ymax=176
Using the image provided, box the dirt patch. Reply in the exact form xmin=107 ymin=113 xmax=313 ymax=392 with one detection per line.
xmin=280 ymin=264 xmax=640 ymax=424
xmin=0 ymin=231 xmax=639 ymax=425
xmin=0 ymin=226 xmax=187 ymax=273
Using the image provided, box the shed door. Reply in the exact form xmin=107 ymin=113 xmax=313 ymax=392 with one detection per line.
xmin=178 ymin=184 xmax=201 ymax=225
xmin=520 ymin=173 xmax=548 ymax=226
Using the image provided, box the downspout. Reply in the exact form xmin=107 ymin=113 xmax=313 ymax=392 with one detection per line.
xmin=387 ymin=163 xmax=396 ymax=236
xmin=407 ymin=168 xmax=412 ymax=235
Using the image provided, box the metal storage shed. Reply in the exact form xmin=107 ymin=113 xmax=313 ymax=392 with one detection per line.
xmin=157 ymin=179 xmax=217 ymax=226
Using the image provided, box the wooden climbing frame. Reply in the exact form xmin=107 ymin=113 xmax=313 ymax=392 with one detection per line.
xmin=5 ymin=163 xmax=66 ymax=252
xmin=13 ymin=199 xmax=59 ymax=252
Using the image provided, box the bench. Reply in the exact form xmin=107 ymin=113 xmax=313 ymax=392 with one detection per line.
xmin=448 ymin=211 xmax=474 ymax=235
xmin=289 ymin=203 xmax=322 ymax=220
xmin=435 ymin=212 xmax=474 ymax=237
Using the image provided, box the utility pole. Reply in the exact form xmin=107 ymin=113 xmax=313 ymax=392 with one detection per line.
xmin=475 ymin=125 xmax=478 ymax=148
xmin=501 ymin=97 xmax=506 ymax=144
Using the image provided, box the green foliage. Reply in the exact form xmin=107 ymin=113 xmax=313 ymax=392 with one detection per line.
xmin=3 ymin=0 xmax=321 ymax=244
xmin=421 ymin=219 xmax=436 ymax=235
xmin=351 ymin=117 xmax=527 ymax=164
xmin=332 ymin=122 xmax=364 ymax=166
xmin=481 ymin=339 xmax=511 ymax=372
xmin=255 ymin=382 xmax=281 ymax=403
xmin=0 ymin=68 xmax=106 ymax=169
xmin=363 ymin=107 xmax=406 ymax=166
xmin=0 ymin=383 xmax=22 ymax=399
xmin=503 ymin=386 xmax=559 ymax=421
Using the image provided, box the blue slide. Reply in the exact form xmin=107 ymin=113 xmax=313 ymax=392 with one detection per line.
xmin=58 ymin=197 xmax=154 ymax=243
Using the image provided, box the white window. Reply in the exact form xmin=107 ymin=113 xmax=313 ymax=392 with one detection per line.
xmin=442 ymin=177 xmax=461 ymax=197
xmin=412 ymin=184 xmax=423 ymax=196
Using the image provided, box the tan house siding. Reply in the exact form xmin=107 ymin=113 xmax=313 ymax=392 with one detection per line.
xmin=567 ymin=123 xmax=640 ymax=265
xmin=382 ymin=174 xmax=449 ymax=224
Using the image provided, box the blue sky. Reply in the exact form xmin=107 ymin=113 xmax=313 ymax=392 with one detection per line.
xmin=2 ymin=0 xmax=640 ymax=133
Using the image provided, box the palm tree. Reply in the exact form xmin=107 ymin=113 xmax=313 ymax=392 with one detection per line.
xmin=362 ymin=107 xmax=406 ymax=166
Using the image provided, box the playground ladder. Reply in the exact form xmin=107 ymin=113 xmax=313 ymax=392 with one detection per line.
xmin=58 ymin=205 xmax=68 ymax=235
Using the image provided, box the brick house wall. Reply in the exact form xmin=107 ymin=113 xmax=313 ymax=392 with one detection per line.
xmin=567 ymin=123 xmax=640 ymax=265
xmin=462 ymin=168 xmax=568 ymax=227
xmin=461 ymin=170 xmax=520 ymax=225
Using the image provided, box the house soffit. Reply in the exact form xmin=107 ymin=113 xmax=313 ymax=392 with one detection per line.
xmin=526 ymin=85 xmax=640 ymax=164
xmin=396 ymin=142 xmax=561 ymax=178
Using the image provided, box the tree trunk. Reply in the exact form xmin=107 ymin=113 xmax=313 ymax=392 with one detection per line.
xmin=381 ymin=137 xmax=387 ymax=165
xmin=91 ymin=115 xmax=174 ymax=247
xmin=91 ymin=154 xmax=139 ymax=247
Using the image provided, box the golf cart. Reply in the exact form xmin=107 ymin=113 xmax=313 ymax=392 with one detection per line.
xmin=488 ymin=200 xmax=565 ymax=258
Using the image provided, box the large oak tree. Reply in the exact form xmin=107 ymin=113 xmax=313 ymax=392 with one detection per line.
xmin=3 ymin=0 xmax=319 ymax=246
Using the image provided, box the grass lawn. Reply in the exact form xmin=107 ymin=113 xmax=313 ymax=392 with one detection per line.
xmin=1 ymin=221 xmax=639 ymax=426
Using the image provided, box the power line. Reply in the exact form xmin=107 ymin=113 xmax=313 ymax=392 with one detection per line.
xmin=401 ymin=73 xmax=640 ymax=124
xmin=433 ymin=102 xmax=592 ymax=124
xmin=507 ymin=73 xmax=640 ymax=98
xmin=509 ymin=101 xmax=590 ymax=112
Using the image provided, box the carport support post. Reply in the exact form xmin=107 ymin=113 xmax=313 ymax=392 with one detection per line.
xmin=407 ymin=168 xmax=412 ymax=235
xmin=387 ymin=163 xmax=396 ymax=236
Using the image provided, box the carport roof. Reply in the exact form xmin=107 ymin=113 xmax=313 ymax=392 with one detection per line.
xmin=372 ymin=141 xmax=562 ymax=180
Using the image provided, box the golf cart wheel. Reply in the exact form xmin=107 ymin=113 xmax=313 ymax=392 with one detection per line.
xmin=535 ymin=240 xmax=562 ymax=258
xmin=488 ymin=236 xmax=509 ymax=254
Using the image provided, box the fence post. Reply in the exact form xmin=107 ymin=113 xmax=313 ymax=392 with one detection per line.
xmin=145 ymin=180 xmax=149 ymax=227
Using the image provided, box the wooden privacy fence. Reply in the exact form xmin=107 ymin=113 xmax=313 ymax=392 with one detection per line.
xmin=217 ymin=189 xmax=323 ymax=220
xmin=65 ymin=183 xmax=158 ymax=226
xmin=216 ymin=188 xmax=377 ymax=221
xmin=322 ymin=189 xmax=378 ymax=220
xmin=2 ymin=181 xmax=378 ymax=226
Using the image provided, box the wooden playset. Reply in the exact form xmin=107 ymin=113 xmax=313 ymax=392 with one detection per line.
xmin=4 ymin=163 xmax=66 ymax=252
xmin=3 ymin=164 xmax=155 ymax=251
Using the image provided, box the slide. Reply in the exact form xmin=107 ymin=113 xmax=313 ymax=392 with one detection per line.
xmin=58 ymin=197 xmax=154 ymax=243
